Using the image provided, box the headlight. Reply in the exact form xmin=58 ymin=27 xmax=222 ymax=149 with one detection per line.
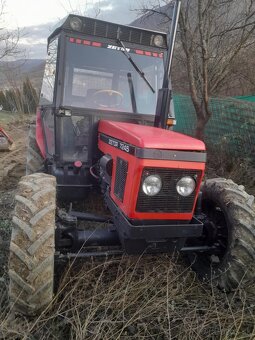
xmin=153 ymin=35 xmax=164 ymax=47
xmin=70 ymin=17 xmax=83 ymax=31
xmin=176 ymin=176 xmax=196 ymax=197
xmin=142 ymin=175 xmax=162 ymax=196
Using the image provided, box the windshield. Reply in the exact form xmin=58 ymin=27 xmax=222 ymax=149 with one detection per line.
xmin=63 ymin=37 xmax=164 ymax=114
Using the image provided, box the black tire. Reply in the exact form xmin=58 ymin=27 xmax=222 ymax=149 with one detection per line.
xmin=9 ymin=173 xmax=56 ymax=316
xmin=189 ymin=178 xmax=255 ymax=291
xmin=26 ymin=125 xmax=44 ymax=175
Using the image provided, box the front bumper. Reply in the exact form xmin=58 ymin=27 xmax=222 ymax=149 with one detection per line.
xmin=106 ymin=192 xmax=203 ymax=254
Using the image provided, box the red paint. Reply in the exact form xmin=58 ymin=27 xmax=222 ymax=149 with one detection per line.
xmin=0 ymin=127 xmax=13 ymax=144
xmin=92 ymin=41 xmax=102 ymax=47
xmin=83 ymin=40 xmax=91 ymax=45
xmin=74 ymin=160 xmax=82 ymax=168
xmin=135 ymin=50 xmax=162 ymax=58
xmin=98 ymin=120 xmax=206 ymax=221
xmin=36 ymin=109 xmax=46 ymax=158
xmin=69 ymin=38 xmax=163 ymax=57
xmin=98 ymin=136 xmax=205 ymax=221
xmin=98 ymin=120 xmax=205 ymax=151
xmin=135 ymin=49 xmax=144 ymax=55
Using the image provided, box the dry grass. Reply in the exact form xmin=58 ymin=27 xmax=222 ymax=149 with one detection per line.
xmin=206 ymin=143 xmax=255 ymax=195
xmin=0 ymin=133 xmax=255 ymax=339
xmin=0 ymin=253 xmax=255 ymax=340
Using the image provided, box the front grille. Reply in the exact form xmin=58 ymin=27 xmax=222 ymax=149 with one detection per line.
xmin=84 ymin=19 xmax=95 ymax=35
xmin=136 ymin=168 xmax=202 ymax=213
xmin=95 ymin=21 xmax=107 ymax=36
xmin=114 ymin=157 xmax=128 ymax=202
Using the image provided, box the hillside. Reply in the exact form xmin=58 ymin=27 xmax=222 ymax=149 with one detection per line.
xmin=0 ymin=3 xmax=253 ymax=97
xmin=0 ymin=59 xmax=45 ymax=90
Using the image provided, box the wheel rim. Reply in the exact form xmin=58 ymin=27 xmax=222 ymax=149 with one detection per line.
xmin=200 ymin=198 xmax=229 ymax=266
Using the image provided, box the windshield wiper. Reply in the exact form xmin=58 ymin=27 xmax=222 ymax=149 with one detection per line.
xmin=117 ymin=39 xmax=155 ymax=93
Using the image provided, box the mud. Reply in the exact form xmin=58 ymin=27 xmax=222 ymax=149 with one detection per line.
xmin=0 ymin=122 xmax=28 ymax=314
xmin=0 ymin=123 xmax=27 ymax=191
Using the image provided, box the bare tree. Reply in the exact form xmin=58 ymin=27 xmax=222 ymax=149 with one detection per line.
xmin=138 ymin=0 xmax=255 ymax=140
xmin=228 ymin=48 xmax=255 ymax=95
xmin=0 ymin=0 xmax=20 ymax=61
xmin=60 ymin=0 xmax=101 ymax=18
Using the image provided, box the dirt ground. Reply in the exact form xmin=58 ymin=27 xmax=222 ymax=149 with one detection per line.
xmin=0 ymin=121 xmax=28 ymax=253
xmin=0 ymin=123 xmax=27 ymax=192
xmin=0 ymin=123 xmax=27 ymax=339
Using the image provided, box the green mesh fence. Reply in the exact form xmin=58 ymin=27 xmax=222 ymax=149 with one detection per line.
xmin=173 ymin=94 xmax=255 ymax=160
xmin=234 ymin=95 xmax=255 ymax=102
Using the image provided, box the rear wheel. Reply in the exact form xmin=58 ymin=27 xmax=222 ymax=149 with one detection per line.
xmin=9 ymin=173 xmax=56 ymax=316
xmin=189 ymin=178 xmax=255 ymax=291
xmin=26 ymin=125 xmax=44 ymax=175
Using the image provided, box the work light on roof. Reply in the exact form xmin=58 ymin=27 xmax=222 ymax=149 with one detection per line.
xmin=153 ymin=35 xmax=164 ymax=47
xmin=70 ymin=17 xmax=83 ymax=31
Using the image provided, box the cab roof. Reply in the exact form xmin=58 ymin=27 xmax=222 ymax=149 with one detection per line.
xmin=48 ymin=14 xmax=167 ymax=49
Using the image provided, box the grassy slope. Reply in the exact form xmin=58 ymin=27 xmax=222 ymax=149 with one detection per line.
xmin=0 ymin=111 xmax=19 ymax=126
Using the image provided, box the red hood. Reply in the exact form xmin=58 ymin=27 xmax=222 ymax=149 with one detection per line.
xmin=98 ymin=120 xmax=205 ymax=151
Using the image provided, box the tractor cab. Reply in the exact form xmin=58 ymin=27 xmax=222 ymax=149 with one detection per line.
xmin=38 ymin=15 xmax=168 ymax=179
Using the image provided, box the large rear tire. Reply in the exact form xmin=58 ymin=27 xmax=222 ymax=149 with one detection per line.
xmin=9 ymin=173 xmax=56 ymax=316
xmin=189 ymin=178 xmax=255 ymax=291
xmin=26 ymin=125 xmax=44 ymax=175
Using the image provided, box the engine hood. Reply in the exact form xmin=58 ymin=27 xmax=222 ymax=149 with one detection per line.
xmin=98 ymin=120 xmax=205 ymax=151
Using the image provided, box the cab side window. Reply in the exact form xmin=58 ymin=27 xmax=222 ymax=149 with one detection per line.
xmin=40 ymin=37 xmax=58 ymax=105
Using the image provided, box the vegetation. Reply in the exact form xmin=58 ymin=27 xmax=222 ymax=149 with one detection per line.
xmin=0 ymin=121 xmax=254 ymax=339
xmin=0 ymin=1 xmax=254 ymax=339
xmin=0 ymin=110 xmax=19 ymax=124
xmin=0 ymin=78 xmax=38 ymax=114
xmin=0 ymin=248 xmax=254 ymax=339
xmin=138 ymin=0 xmax=255 ymax=140
xmin=0 ymin=0 xmax=20 ymax=61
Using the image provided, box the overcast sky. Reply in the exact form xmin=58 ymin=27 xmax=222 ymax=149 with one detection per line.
xmin=4 ymin=0 xmax=138 ymax=59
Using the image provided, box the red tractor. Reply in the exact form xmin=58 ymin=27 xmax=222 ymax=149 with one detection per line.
xmin=8 ymin=1 xmax=255 ymax=316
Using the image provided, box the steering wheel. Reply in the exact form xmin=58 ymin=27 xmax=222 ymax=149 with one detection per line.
xmin=92 ymin=89 xmax=123 ymax=108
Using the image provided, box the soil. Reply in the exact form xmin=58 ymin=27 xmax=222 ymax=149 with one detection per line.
xmin=0 ymin=122 xmax=28 ymax=326
xmin=0 ymin=122 xmax=28 ymax=192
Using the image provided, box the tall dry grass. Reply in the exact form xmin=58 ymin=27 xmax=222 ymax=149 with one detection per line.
xmin=0 ymin=140 xmax=255 ymax=339
xmin=0 ymin=255 xmax=254 ymax=340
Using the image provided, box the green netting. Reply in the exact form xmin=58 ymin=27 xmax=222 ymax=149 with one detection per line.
xmin=234 ymin=95 xmax=255 ymax=102
xmin=173 ymin=94 xmax=255 ymax=160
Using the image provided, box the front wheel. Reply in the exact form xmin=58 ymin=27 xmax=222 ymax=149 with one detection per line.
xmin=189 ymin=178 xmax=255 ymax=292
xmin=9 ymin=173 xmax=56 ymax=316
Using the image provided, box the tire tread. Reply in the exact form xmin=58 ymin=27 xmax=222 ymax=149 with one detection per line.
xmin=9 ymin=173 xmax=56 ymax=316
